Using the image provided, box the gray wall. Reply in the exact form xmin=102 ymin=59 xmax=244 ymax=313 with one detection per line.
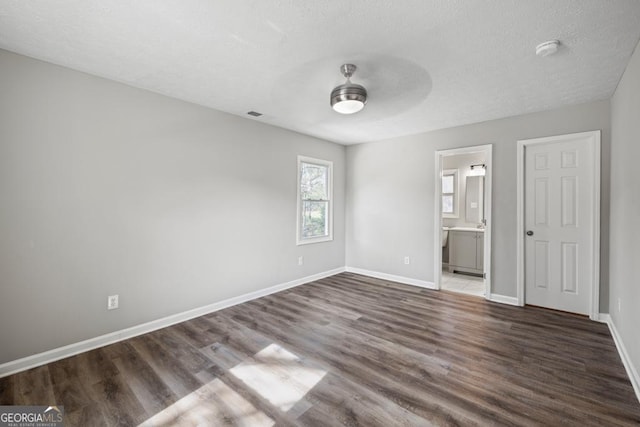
xmin=346 ymin=100 xmax=611 ymax=302
xmin=0 ymin=49 xmax=345 ymax=364
xmin=610 ymin=40 xmax=640 ymax=379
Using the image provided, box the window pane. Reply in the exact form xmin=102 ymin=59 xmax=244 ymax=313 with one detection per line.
xmin=301 ymin=163 xmax=327 ymax=200
xmin=301 ymin=201 xmax=328 ymax=238
xmin=442 ymin=175 xmax=454 ymax=194
xmin=442 ymin=195 xmax=454 ymax=214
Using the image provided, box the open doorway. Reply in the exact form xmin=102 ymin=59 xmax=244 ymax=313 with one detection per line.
xmin=434 ymin=145 xmax=492 ymax=298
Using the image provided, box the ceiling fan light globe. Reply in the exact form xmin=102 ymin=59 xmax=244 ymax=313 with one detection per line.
xmin=332 ymin=99 xmax=365 ymax=114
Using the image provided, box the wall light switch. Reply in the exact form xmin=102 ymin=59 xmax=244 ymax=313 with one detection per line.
xmin=404 ymin=256 xmax=410 ymax=265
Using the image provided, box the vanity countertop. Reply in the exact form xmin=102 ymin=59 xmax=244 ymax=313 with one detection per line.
xmin=443 ymin=226 xmax=484 ymax=232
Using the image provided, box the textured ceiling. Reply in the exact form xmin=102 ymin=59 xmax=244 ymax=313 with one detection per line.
xmin=1 ymin=1 xmax=640 ymax=145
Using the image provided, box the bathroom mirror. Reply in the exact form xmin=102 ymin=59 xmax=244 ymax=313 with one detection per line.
xmin=465 ymin=176 xmax=484 ymax=224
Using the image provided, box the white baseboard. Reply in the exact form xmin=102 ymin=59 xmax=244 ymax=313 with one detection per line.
xmin=0 ymin=267 xmax=346 ymax=379
xmin=345 ymin=267 xmax=523 ymax=309
xmin=488 ymin=293 xmax=520 ymax=306
xmin=345 ymin=267 xmax=436 ymax=290
xmin=600 ymin=313 xmax=640 ymax=403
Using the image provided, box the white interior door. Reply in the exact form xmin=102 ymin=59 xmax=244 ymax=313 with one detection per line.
xmin=523 ymin=131 xmax=599 ymax=315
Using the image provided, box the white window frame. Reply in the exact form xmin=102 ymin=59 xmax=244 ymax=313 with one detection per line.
xmin=442 ymin=169 xmax=459 ymax=218
xmin=297 ymin=156 xmax=333 ymax=245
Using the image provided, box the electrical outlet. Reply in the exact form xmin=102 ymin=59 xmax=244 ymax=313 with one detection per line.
xmin=404 ymin=256 xmax=410 ymax=265
xmin=298 ymin=256 xmax=304 ymax=266
xmin=108 ymin=294 xmax=119 ymax=310
xmin=618 ymin=298 xmax=622 ymax=313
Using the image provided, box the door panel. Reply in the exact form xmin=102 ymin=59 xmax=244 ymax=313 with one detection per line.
xmin=561 ymin=242 xmax=578 ymax=294
xmin=561 ymin=176 xmax=577 ymax=227
xmin=524 ymin=133 xmax=597 ymax=315
xmin=449 ymin=231 xmax=477 ymax=269
xmin=534 ymin=241 xmax=549 ymax=289
xmin=534 ymin=178 xmax=549 ymax=226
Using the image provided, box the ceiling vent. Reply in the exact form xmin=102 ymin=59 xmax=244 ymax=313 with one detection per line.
xmin=536 ymin=40 xmax=560 ymax=57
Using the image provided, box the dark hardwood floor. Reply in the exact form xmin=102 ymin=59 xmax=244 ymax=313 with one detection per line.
xmin=1 ymin=272 xmax=639 ymax=426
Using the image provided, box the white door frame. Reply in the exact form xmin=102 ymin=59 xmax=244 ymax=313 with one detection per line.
xmin=516 ymin=131 xmax=601 ymax=320
xmin=434 ymin=144 xmax=493 ymax=298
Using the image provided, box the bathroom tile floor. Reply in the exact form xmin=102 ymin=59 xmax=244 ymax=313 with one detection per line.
xmin=441 ymin=268 xmax=485 ymax=297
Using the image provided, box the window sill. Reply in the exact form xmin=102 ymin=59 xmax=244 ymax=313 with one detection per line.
xmin=297 ymin=236 xmax=333 ymax=246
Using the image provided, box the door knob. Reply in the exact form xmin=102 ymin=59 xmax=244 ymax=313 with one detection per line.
xmin=526 ymin=230 xmax=534 ymax=236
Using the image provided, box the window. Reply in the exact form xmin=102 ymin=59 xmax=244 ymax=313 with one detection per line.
xmin=297 ymin=156 xmax=333 ymax=245
xmin=442 ymin=169 xmax=458 ymax=217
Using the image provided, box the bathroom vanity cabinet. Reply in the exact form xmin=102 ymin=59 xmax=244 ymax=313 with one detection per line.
xmin=448 ymin=230 xmax=484 ymax=276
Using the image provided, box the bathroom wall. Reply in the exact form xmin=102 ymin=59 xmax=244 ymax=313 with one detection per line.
xmin=442 ymin=152 xmax=486 ymax=229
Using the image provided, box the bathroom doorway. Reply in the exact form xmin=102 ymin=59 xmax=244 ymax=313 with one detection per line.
xmin=434 ymin=145 xmax=492 ymax=298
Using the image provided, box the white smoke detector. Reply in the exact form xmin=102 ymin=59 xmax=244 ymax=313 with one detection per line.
xmin=536 ymin=40 xmax=560 ymax=57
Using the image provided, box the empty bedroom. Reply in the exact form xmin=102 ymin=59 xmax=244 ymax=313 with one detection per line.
xmin=1 ymin=1 xmax=639 ymax=425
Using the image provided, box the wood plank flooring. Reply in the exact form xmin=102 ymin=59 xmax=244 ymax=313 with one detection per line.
xmin=1 ymin=272 xmax=639 ymax=426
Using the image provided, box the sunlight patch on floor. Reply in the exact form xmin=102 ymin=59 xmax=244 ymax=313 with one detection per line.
xmin=229 ymin=343 xmax=327 ymax=412
xmin=139 ymin=343 xmax=324 ymax=425
xmin=138 ymin=377 xmax=274 ymax=426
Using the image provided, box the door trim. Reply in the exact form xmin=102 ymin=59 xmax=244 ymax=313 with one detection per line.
xmin=434 ymin=144 xmax=492 ymax=299
xmin=516 ymin=131 xmax=601 ymax=320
